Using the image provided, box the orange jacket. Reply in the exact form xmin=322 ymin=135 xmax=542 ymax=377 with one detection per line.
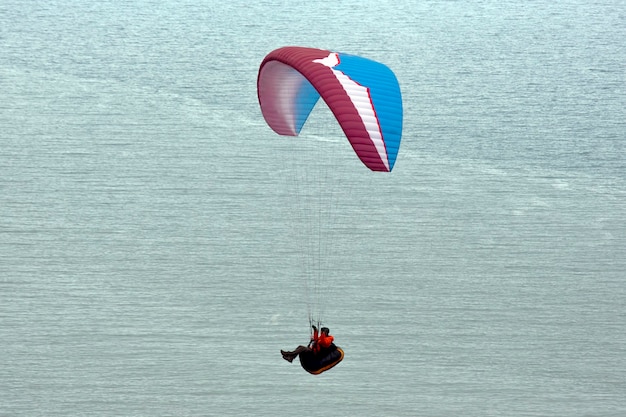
xmin=311 ymin=328 xmax=334 ymax=353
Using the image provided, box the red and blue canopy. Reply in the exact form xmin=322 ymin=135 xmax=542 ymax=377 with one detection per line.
xmin=257 ymin=46 xmax=403 ymax=172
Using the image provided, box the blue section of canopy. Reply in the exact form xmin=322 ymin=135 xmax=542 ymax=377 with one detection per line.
xmin=335 ymin=53 xmax=403 ymax=170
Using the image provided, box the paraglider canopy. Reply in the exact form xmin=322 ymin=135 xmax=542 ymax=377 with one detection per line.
xmin=257 ymin=46 xmax=403 ymax=172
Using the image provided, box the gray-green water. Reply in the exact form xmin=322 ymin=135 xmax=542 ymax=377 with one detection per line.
xmin=1 ymin=1 xmax=624 ymax=416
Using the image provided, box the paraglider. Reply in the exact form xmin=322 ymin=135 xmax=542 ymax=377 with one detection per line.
xmin=281 ymin=326 xmax=344 ymax=375
xmin=257 ymin=46 xmax=402 ymax=374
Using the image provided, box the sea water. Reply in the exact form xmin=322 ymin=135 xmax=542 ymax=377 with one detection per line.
xmin=1 ymin=1 xmax=624 ymax=416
